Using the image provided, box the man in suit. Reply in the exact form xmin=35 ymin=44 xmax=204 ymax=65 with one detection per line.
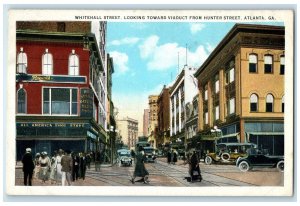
xmin=21 ymin=148 xmax=35 ymax=186
xmin=61 ymin=150 xmax=73 ymax=186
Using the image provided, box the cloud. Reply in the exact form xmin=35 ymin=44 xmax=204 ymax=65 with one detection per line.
xmin=109 ymin=37 xmax=140 ymax=46
xmin=109 ymin=51 xmax=129 ymax=74
xmin=138 ymin=35 xmax=210 ymax=71
xmin=189 ymin=23 xmax=205 ymax=34
xmin=206 ymin=43 xmax=215 ymax=53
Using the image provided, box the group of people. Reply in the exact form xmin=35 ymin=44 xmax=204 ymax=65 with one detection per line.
xmin=21 ymin=148 xmax=90 ymax=186
xmin=167 ymin=149 xmax=178 ymax=165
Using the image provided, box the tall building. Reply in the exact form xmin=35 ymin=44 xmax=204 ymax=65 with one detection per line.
xmin=194 ymin=24 xmax=285 ymax=155
xmin=148 ymin=95 xmax=159 ymax=148
xmin=15 ymin=21 xmax=108 ymax=160
xmin=185 ymin=95 xmax=199 ymax=153
xmin=143 ymin=109 xmax=150 ymax=137
xmin=116 ymin=117 xmax=138 ymax=149
xmin=169 ymin=66 xmax=198 ymax=150
xmin=157 ymin=85 xmax=170 ymax=150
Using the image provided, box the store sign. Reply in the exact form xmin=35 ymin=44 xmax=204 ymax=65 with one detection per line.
xmin=16 ymin=74 xmax=86 ymax=83
xmin=80 ymin=88 xmax=94 ymax=117
xmin=17 ymin=122 xmax=90 ymax=129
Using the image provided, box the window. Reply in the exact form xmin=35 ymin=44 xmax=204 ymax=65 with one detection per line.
xmin=17 ymin=88 xmax=26 ymax=114
xmin=215 ymin=105 xmax=220 ymax=120
xmin=229 ymin=68 xmax=235 ymax=82
xmin=249 ymin=54 xmax=258 ymax=73
xmin=280 ymin=56 xmax=285 ymax=75
xmin=43 ymin=88 xmax=78 ymax=115
xmin=17 ymin=47 xmax=27 ymax=74
xmin=215 ymin=75 xmax=219 ymax=93
xmin=42 ymin=49 xmax=53 ymax=75
xmin=229 ymin=98 xmax=235 ymax=114
xmin=204 ymin=85 xmax=208 ymax=100
xmin=69 ymin=50 xmax=79 ymax=75
xmin=264 ymin=55 xmax=273 ymax=73
xmin=250 ymin=94 xmax=258 ymax=112
xmin=282 ymin=95 xmax=285 ymax=113
xmin=205 ymin=112 xmax=208 ymax=124
xmin=266 ymin=94 xmax=274 ymax=112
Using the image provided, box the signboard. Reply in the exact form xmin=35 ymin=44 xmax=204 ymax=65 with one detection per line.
xmin=16 ymin=74 xmax=86 ymax=83
xmin=80 ymin=88 xmax=94 ymax=117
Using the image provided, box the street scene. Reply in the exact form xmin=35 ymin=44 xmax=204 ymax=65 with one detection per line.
xmin=13 ymin=13 xmax=287 ymax=190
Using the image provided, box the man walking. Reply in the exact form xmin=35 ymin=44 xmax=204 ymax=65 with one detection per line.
xmin=21 ymin=148 xmax=35 ymax=186
xmin=61 ymin=150 xmax=73 ymax=186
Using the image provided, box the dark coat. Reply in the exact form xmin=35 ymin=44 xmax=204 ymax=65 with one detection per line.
xmin=22 ymin=152 xmax=35 ymax=173
xmin=167 ymin=151 xmax=172 ymax=163
xmin=133 ymin=152 xmax=149 ymax=177
xmin=173 ymin=152 xmax=178 ymax=162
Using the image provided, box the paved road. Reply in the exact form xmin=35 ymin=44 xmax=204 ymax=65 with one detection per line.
xmin=15 ymin=158 xmax=284 ymax=186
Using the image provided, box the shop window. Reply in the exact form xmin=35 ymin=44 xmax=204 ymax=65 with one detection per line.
xmin=249 ymin=54 xmax=258 ymax=73
xmin=264 ymin=55 xmax=273 ymax=74
xmin=280 ymin=56 xmax=285 ymax=75
xmin=17 ymin=88 xmax=26 ymax=114
xmin=43 ymin=88 xmax=78 ymax=115
xmin=69 ymin=50 xmax=79 ymax=75
xmin=250 ymin=94 xmax=258 ymax=112
xmin=266 ymin=94 xmax=274 ymax=112
xmin=17 ymin=47 xmax=27 ymax=74
xmin=42 ymin=49 xmax=53 ymax=75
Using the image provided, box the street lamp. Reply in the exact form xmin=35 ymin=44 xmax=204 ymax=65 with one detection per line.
xmin=210 ymin=125 xmax=222 ymax=152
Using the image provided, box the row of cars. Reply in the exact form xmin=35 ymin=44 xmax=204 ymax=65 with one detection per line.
xmin=117 ymin=147 xmax=157 ymax=167
xmin=204 ymin=143 xmax=284 ymax=172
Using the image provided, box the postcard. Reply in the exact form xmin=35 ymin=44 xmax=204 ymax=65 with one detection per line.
xmin=5 ymin=9 xmax=294 ymax=196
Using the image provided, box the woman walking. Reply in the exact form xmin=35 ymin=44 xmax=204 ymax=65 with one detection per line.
xmin=38 ymin=152 xmax=51 ymax=183
xmin=49 ymin=151 xmax=57 ymax=184
xmin=131 ymin=146 xmax=149 ymax=184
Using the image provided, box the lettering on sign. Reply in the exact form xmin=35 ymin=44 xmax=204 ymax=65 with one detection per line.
xmin=80 ymin=88 xmax=94 ymax=117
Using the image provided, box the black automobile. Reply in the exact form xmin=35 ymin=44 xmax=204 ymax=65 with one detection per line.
xmin=236 ymin=149 xmax=284 ymax=172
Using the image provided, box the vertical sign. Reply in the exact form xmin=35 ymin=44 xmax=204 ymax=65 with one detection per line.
xmin=80 ymin=88 xmax=94 ymax=117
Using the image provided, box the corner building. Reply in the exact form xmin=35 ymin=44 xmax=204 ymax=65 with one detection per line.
xmin=15 ymin=22 xmax=108 ymax=160
xmin=194 ymin=24 xmax=285 ymax=155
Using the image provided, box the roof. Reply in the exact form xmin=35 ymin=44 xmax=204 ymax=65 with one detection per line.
xmin=194 ymin=24 xmax=285 ymax=77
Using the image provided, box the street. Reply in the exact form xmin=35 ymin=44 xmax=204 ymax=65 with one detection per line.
xmin=15 ymin=158 xmax=284 ymax=187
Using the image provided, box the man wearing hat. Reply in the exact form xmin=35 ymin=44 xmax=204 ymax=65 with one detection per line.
xmin=21 ymin=148 xmax=35 ymax=186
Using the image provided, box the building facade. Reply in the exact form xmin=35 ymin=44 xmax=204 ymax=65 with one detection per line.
xmin=157 ymin=85 xmax=170 ymax=150
xmin=143 ymin=109 xmax=150 ymax=137
xmin=169 ymin=66 xmax=198 ymax=150
xmin=185 ymin=95 xmax=199 ymax=152
xmin=148 ymin=95 xmax=159 ymax=148
xmin=15 ymin=21 xmax=108 ymax=160
xmin=194 ymin=24 xmax=285 ymax=155
xmin=116 ymin=117 xmax=138 ymax=149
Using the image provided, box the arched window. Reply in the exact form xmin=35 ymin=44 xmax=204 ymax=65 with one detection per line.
xmin=264 ymin=55 xmax=273 ymax=74
xmin=266 ymin=94 xmax=274 ymax=112
xmin=42 ymin=49 xmax=53 ymax=75
xmin=17 ymin=88 xmax=26 ymax=114
xmin=249 ymin=54 xmax=258 ymax=73
xmin=69 ymin=49 xmax=79 ymax=75
xmin=282 ymin=95 xmax=285 ymax=113
xmin=280 ymin=55 xmax=285 ymax=75
xmin=17 ymin=47 xmax=27 ymax=74
xmin=250 ymin=94 xmax=258 ymax=112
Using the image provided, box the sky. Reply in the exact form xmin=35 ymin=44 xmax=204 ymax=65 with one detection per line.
xmin=106 ymin=22 xmax=283 ymax=135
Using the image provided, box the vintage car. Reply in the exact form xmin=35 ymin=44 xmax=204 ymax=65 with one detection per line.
xmin=143 ymin=146 xmax=157 ymax=163
xmin=117 ymin=149 xmax=133 ymax=166
xmin=236 ymin=149 xmax=284 ymax=172
xmin=204 ymin=142 xmax=257 ymax=165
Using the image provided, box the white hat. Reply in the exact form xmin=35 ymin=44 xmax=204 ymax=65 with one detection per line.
xmin=26 ymin=148 xmax=31 ymax=153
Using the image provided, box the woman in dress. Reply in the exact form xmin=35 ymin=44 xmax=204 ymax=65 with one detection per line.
xmin=49 ymin=151 xmax=57 ymax=184
xmin=131 ymin=146 xmax=149 ymax=184
xmin=38 ymin=152 xmax=51 ymax=183
xmin=54 ymin=149 xmax=64 ymax=185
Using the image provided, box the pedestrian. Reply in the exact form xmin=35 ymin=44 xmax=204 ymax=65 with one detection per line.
xmin=33 ymin=152 xmax=41 ymax=179
xmin=72 ymin=152 xmax=80 ymax=181
xmin=131 ymin=146 xmax=149 ymax=184
xmin=188 ymin=150 xmax=202 ymax=182
xmin=167 ymin=150 xmax=172 ymax=164
xmin=86 ymin=153 xmax=91 ymax=169
xmin=95 ymin=151 xmax=101 ymax=171
xmin=49 ymin=150 xmax=57 ymax=184
xmin=38 ymin=151 xmax=51 ymax=183
xmin=53 ymin=149 xmax=64 ymax=185
xmin=79 ymin=152 xmax=87 ymax=180
xmin=172 ymin=150 xmax=178 ymax=165
xmin=61 ymin=150 xmax=73 ymax=186
xmin=21 ymin=148 xmax=35 ymax=186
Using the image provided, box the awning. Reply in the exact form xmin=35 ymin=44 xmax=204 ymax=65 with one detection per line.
xmin=220 ymin=132 xmax=240 ymax=139
xmin=247 ymin=132 xmax=284 ymax=135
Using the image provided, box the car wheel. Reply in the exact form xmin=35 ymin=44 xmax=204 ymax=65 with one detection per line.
xmin=205 ymin=156 xmax=212 ymax=165
xmin=238 ymin=161 xmax=250 ymax=172
xmin=277 ymin=160 xmax=284 ymax=172
xmin=221 ymin=153 xmax=230 ymax=162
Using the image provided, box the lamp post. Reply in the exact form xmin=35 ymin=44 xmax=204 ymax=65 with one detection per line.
xmin=210 ymin=125 xmax=222 ymax=152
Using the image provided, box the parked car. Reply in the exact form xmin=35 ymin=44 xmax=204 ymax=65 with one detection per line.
xmin=143 ymin=146 xmax=156 ymax=163
xmin=236 ymin=149 xmax=284 ymax=172
xmin=117 ymin=149 xmax=133 ymax=167
xmin=204 ymin=143 xmax=257 ymax=165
